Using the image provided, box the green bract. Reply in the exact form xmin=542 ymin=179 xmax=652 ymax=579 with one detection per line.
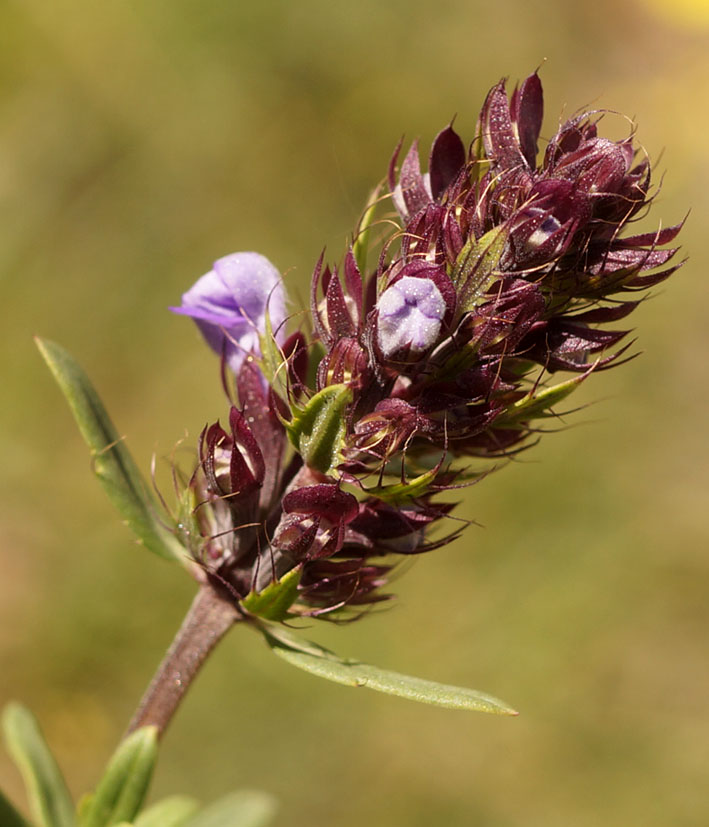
xmin=285 ymin=384 xmax=352 ymax=476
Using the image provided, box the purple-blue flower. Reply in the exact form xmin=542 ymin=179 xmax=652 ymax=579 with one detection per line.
xmin=171 ymin=252 xmax=287 ymax=373
xmin=376 ymin=276 xmax=446 ymax=357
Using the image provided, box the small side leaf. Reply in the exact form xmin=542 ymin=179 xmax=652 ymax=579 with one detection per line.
xmin=285 ymin=384 xmax=352 ymax=476
xmin=183 ymin=792 xmax=277 ymax=827
xmin=0 ymin=787 xmax=31 ymax=827
xmin=2 ymin=703 xmax=76 ymax=827
xmin=80 ymin=726 xmax=158 ymax=827
xmin=260 ymin=626 xmax=518 ymax=716
xmin=133 ymin=795 xmax=200 ymax=827
xmin=35 ymin=338 xmax=187 ymax=564
xmin=240 ymin=566 xmax=302 ymax=621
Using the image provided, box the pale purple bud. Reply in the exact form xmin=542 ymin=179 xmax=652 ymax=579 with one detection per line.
xmin=376 ymin=276 xmax=446 ymax=357
xmin=171 ymin=252 xmax=287 ymax=373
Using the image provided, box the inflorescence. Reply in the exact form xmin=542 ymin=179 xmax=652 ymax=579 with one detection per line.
xmin=171 ymin=73 xmax=682 ymax=620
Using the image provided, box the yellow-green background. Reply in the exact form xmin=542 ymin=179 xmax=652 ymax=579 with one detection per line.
xmin=2 ymin=1 xmax=708 ymax=824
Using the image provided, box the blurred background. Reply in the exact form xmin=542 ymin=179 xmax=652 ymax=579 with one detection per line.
xmin=1 ymin=1 xmax=708 ymax=824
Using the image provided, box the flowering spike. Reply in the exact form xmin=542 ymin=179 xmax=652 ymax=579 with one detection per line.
xmin=172 ymin=71 xmax=683 ymax=619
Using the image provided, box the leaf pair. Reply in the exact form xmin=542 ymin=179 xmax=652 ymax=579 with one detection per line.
xmin=1 ymin=704 xmax=276 ymax=827
xmin=135 ymin=792 xmax=275 ymax=827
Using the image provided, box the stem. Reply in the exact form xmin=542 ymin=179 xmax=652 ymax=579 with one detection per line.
xmin=126 ymin=583 xmax=242 ymax=737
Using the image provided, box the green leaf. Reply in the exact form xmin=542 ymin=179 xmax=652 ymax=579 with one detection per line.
xmin=80 ymin=727 xmax=158 ymax=827
xmin=76 ymin=794 xmax=94 ymax=824
xmin=35 ymin=338 xmax=187 ymax=564
xmin=240 ymin=566 xmax=302 ymax=621
xmin=2 ymin=703 xmax=76 ymax=827
xmin=285 ymin=384 xmax=352 ymax=476
xmin=450 ymin=225 xmax=508 ymax=313
xmin=183 ymin=792 xmax=277 ymax=827
xmin=497 ymin=372 xmax=589 ymax=427
xmin=133 ymin=796 xmax=200 ymax=827
xmin=261 ymin=625 xmax=518 ymax=716
xmin=0 ymin=787 xmax=31 ymax=827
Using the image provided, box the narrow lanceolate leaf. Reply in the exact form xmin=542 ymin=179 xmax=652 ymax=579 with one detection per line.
xmin=285 ymin=384 xmax=352 ymax=476
xmin=260 ymin=625 xmax=518 ymax=716
xmin=0 ymin=787 xmax=31 ymax=827
xmin=240 ymin=566 xmax=302 ymax=621
xmin=35 ymin=338 xmax=187 ymax=564
xmin=133 ymin=796 xmax=200 ymax=827
xmin=80 ymin=727 xmax=158 ymax=827
xmin=450 ymin=225 xmax=508 ymax=313
xmin=2 ymin=703 xmax=76 ymax=827
xmin=183 ymin=792 xmax=277 ymax=827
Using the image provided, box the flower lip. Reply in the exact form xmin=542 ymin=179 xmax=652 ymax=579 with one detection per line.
xmin=376 ymin=275 xmax=447 ymax=357
xmin=171 ymin=251 xmax=287 ymax=373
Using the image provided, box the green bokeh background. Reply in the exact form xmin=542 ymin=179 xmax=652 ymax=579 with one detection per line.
xmin=2 ymin=1 xmax=708 ymax=824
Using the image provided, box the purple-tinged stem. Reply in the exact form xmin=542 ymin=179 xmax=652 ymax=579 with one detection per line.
xmin=126 ymin=583 xmax=242 ymax=738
